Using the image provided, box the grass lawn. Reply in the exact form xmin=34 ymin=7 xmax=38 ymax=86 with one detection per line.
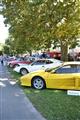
xmin=24 ymin=88 xmax=80 ymax=120
xmin=8 ymin=67 xmax=80 ymax=120
xmin=8 ymin=67 xmax=21 ymax=80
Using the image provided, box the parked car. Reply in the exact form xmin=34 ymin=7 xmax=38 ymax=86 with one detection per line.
xmin=7 ymin=57 xmax=24 ymax=67
xmin=47 ymin=51 xmax=61 ymax=60
xmin=14 ymin=59 xmax=62 ymax=75
xmin=20 ymin=61 xmax=80 ymax=90
xmin=7 ymin=57 xmax=36 ymax=68
xmin=6 ymin=56 xmax=17 ymax=62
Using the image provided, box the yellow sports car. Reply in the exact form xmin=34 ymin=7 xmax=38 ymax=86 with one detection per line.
xmin=20 ymin=62 xmax=80 ymax=90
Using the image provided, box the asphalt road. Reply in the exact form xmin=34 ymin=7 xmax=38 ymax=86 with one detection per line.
xmin=0 ymin=63 xmax=46 ymax=120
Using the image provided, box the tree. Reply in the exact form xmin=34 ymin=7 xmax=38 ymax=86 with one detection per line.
xmin=1 ymin=0 xmax=80 ymax=61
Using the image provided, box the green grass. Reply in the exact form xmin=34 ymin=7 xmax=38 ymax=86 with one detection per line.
xmin=8 ymin=67 xmax=80 ymax=120
xmin=7 ymin=67 xmax=21 ymax=80
xmin=24 ymin=88 xmax=80 ymax=120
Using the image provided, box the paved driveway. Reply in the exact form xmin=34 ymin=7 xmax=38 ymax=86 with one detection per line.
xmin=0 ymin=63 xmax=46 ymax=120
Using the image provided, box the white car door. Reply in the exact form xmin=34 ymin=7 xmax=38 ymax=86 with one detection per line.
xmin=28 ymin=60 xmax=46 ymax=72
xmin=44 ymin=60 xmax=61 ymax=69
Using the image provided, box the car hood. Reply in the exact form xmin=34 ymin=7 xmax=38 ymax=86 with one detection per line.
xmin=21 ymin=70 xmax=46 ymax=78
xmin=29 ymin=70 xmax=45 ymax=74
xmin=18 ymin=63 xmax=29 ymax=66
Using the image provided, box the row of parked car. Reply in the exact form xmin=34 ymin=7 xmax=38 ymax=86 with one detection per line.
xmin=7 ymin=55 xmax=80 ymax=90
xmin=7 ymin=56 xmax=62 ymax=75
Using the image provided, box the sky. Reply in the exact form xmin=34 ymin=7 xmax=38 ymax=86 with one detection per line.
xmin=0 ymin=15 xmax=9 ymax=44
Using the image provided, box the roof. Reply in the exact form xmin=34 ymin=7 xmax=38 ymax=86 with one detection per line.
xmin=63 ymin=61 xmax=80 ymax=65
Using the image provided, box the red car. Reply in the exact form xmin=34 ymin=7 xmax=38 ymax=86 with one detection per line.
xmin=47 ymin=51 xmax=61 ymax=60
xmin=8 ymin=57 xmax=35 ymax=68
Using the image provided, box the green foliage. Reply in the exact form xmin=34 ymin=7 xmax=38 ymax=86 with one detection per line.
xmin=3 ymin=45 xmax=10 ymax=54
xmin=0 ymin=51 xmax=3 ymax=55
xmin=1 ymin=0 xmax=80 ymax=60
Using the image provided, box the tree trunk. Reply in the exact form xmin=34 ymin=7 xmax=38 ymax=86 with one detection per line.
xmin=61 ymin=41 xmax=68 ymax=61
xmin=28 ymin=50 xmax=32 ymax=56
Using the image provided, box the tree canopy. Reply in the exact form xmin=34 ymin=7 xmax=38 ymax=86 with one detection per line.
xmin=1 ymin=0 xmax=80 ymax=60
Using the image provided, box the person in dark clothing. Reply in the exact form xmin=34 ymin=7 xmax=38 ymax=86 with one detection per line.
xmin=41 ymin=52 xmax=47 ymax=58
xmin=1 ymin=59 xmax=3 ymax=65
xmin=0 ymin=55 xmax=4 ymax=65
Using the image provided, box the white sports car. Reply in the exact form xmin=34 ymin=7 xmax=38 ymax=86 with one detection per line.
xmin=14 ymin=59 xmax=62 ymax=75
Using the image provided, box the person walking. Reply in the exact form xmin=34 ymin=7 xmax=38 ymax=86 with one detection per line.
xmin=0 ymin=55 xmax=4 ymax=65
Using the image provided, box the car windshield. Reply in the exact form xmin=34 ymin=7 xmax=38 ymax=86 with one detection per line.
xmin=45 ymin=63 xmax=80 ymax=73
xmin=45 ymin=65 xmax=61 ymax=72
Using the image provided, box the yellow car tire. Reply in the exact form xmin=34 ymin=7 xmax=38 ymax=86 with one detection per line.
xmin=32 ymin=76 xmax=46 ymax=89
